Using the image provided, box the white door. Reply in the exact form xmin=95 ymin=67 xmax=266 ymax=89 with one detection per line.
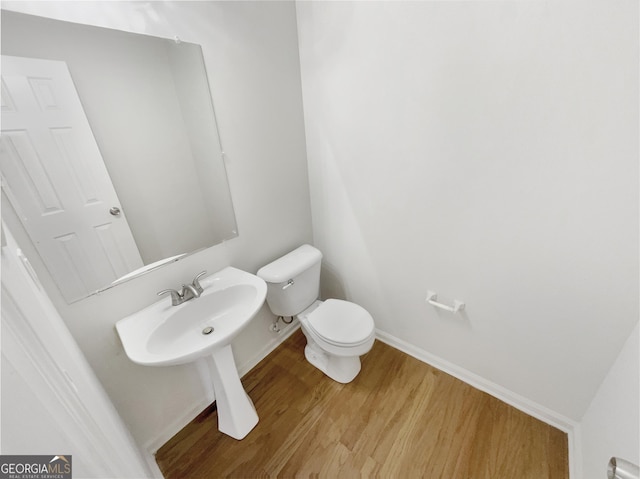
xmin=0 ymin=55 xmax=143 ymax=302
xmin=1 ymin=223 xmax=157 ymax=478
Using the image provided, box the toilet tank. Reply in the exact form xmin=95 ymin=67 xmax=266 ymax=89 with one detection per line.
xmin=256 ymin=244 xmax=323 ymax=317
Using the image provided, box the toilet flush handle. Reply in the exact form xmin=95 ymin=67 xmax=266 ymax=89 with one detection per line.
xmin=282 ymin=279 xmax=294 ymax=290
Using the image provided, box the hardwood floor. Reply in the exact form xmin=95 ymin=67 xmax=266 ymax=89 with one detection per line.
xmin=156 ymin=329 xmax=568 ymax=478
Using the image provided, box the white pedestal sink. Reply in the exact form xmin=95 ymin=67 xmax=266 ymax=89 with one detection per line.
xmin=116 ymin=267 xmax=266 ymax=440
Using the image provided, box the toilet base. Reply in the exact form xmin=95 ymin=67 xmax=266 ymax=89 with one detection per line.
xmin=303 ymin=341 xmax=362 ymax=384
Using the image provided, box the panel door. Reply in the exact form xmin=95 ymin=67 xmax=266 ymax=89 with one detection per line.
xmin=0 ymin=55 xmax=143 ymax=301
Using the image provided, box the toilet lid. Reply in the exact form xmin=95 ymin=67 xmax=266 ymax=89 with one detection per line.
xmin=307 ymin=299 xmax=374 ymax=346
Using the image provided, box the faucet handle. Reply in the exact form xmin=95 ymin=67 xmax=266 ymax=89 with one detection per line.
xmin=181 ymin=283 xmax=201 ymax=300
xmin=157 ymin=288 xmax=182 ymax=306
xmin=192 ymin=270 xmax=207 ymax=294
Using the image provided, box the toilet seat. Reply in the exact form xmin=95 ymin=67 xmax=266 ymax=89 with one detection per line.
xmin=306 ymin=299 xmax=374 ymax=347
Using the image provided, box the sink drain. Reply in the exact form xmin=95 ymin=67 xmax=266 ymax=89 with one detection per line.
xmin=202 ymin=326 xmax=214 ymax=335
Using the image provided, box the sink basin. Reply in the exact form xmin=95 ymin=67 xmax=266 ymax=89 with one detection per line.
xmin=116 ymin=267 xmax=266 ymax=367
xmin=116 ymin=266 xmax=267 ymax=440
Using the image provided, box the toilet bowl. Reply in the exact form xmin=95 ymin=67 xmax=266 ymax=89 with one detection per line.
xmin=256 ymin=244 xmax=376 ymax=383
xmin=297 ymin=299 xmax=375 ymax=383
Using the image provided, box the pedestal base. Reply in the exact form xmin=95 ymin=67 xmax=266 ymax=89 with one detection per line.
xmin=208 ymin=344 xmax=258 ymax=440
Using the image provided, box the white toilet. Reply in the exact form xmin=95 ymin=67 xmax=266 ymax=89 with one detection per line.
xmin=257 ymin=244 xmax=375 ymax=384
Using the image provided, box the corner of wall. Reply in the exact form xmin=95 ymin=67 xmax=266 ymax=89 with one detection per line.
xmin=578 ymin=321 xmax=639 ymax=479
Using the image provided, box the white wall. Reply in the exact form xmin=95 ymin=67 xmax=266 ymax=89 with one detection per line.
xmin=297 ymin=1 xmax=638 ymax=422
xmin=2 ymin=0 xmax=311 ymax=450
xmin=580 ymin=321 xmax=639 ymax=479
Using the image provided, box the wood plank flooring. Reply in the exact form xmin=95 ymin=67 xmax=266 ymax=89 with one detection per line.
xmin=156 ymin=329 xmax=568 ymax=478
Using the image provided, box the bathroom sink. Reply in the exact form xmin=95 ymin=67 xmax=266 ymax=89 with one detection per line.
xmin=116 ymin=266 xmax=266 ymax=440
xmin=116 ymin=267 xmax=267 ymax=367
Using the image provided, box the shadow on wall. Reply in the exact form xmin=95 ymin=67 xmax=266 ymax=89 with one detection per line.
xmin=320 ymin=261 xmax=347 ymax=301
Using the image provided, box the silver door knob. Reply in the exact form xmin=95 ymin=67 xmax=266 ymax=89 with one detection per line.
xmin=109 ymin=207 xmax=121 ymax=216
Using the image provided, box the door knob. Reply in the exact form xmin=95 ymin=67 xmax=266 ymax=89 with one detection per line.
xmin=109 ymin=206 xmax=121 ymax=216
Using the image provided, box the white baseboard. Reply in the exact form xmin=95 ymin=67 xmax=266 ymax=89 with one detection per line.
xmin=144 ymin=396 xmax=213 ymax=455
xmin=569 ymin=423 xmax=583 ymax=479
xmin=141 ymin=449 xmax=166 ymax=479
xmin=375 ymin=329 xmax=582 ymax=479
xmin=238 ymin=321 xmax=301 ymax=377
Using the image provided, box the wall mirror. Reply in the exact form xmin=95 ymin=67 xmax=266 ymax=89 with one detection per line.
xmin=0 ymin=10 xmax=238 ymax=304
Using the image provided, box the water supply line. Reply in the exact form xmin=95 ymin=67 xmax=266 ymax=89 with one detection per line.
xmin=269 ymin=315 xmax=294 ymax=333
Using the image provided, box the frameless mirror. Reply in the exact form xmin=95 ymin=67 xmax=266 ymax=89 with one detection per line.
xmin=0 ymin=11 xmax=238 ymax=303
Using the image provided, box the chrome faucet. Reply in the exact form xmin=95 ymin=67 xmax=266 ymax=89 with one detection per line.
xmin=181 ymin=283 xmax=201 ymax=300
xmin=158 ymin=271 xmax=207 ymax=306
